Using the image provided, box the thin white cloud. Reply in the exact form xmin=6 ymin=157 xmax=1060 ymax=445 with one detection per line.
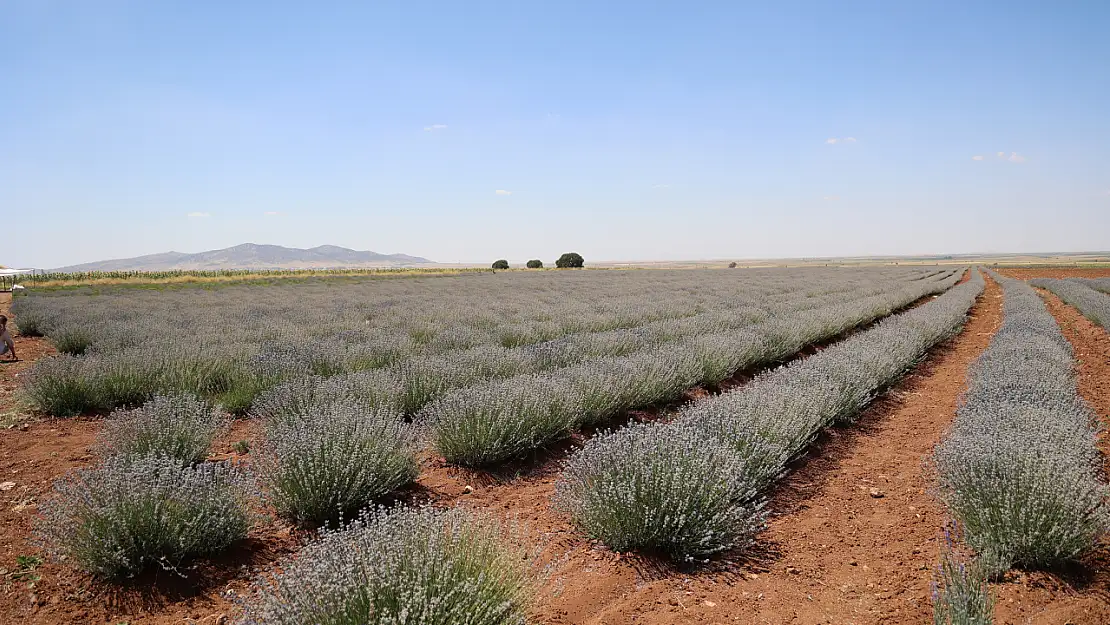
xmin=843 ymin=137 xmax=857 ymax=143
xmin=423 ymin=124 xmax=448 ymax=131
xmin=971 ymin=155 xmax=984 ymax=161
xmin=826 ymin=138 xmax=838 ymax=144
xmin=264 ymin=211 xmax=284 ymax=216
xmin=494 ymin=189 xmax=512 ymax=196
xmin=826 ymin=137 xmax=858 ymax=145
xmin=822 ymin=195 xmax=840 ymax=201
xmin=992 ymin=151 xmax=1026 ymax=163
xmin=652 ymin=184 xmax=671 ymax=189
xmin=186 ymin=212 xmax=210 ymax=218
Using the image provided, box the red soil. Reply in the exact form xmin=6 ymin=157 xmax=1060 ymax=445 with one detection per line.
xmin=0 ymin=273 xmax=1105 ymax=624
xmin=996 ymin=267 xmax=1110 ymax=280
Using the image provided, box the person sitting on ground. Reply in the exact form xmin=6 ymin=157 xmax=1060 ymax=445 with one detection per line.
xmin=0 ymin=315 xmax=17 ymax=361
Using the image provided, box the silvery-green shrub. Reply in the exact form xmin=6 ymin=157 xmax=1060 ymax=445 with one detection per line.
xmin=1031 ymin=277 xmax=1110 ymax=330
xmin=421 ymin=375 xmax=581 ymax=467
xmin=555 ymin=421 xmax=765 ymax=562
xmin=36 ymin=455 xmax=253 ymax=579
xmin=237 ymin=506 xmax=530 ymax=625
xmin=99 ymin=393 xmax=228 ymax=465
xmin=932 ymin=532 xmax=993 ymax=625
xmin=258 ymin=404 xmax=418 ymax=526
xmin=251 ymin=370 xmax=403 ymax=423
xmin=936 ymin=273 xmax=1109 ymax=577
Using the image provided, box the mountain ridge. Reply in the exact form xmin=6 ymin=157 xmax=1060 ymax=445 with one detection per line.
xmin=54 ymin=244 xmax=433 ymax=272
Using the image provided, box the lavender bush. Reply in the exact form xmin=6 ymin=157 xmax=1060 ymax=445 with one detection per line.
xmin=932 ymin=532 xmax=993 ymax=625
xmin=421 ymin=375 xmax=582 ymax=467
xmin=251 ymin=370 xmax=404 ymax=423
xmin=1031 ymin=277 xmax=1110 ymax=331
xmin=36 ymin=455 xmax=253 ymax=579
xmin=555 ymin=421 xmax=765 ymax=561
xmin=258 ymin=404 xmax=419 ymax=526
xmin=936 ymin=273 xmax=1109 ymax=576
xmin=99 ymin=393 xmax=228 ymax=465
xmin=52 ymin=326 xmax=93 ymax=355
xmin=237 ymin=506 xmax=529 ymax=625
xmin=1079 ymin=277 xmax=1110 ymax=295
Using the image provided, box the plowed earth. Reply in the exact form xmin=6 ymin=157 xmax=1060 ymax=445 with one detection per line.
xmin=1 ymin=268 xmax=1108 ymax=624
xmin=996 ymin=267 xmax=1110 ymax=280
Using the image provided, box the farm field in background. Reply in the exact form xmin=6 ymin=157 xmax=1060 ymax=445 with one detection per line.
xmin=1 ymin=265 xmax=1109 ymax=624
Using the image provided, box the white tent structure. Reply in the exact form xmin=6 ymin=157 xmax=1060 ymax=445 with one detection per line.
xmin=0 ymin=268 xmax=35 ymax=291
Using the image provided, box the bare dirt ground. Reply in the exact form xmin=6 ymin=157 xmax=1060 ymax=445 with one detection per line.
xmin=996 ymin=267 xmax=1110 ymax=280
xmin=1 ymin=270 xmax=1107 ymax=624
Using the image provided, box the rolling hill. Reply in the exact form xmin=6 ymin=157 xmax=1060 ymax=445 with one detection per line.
xmin=54 ymin=244 xmax=433 ymax=272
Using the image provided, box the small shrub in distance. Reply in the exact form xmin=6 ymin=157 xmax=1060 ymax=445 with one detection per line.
xmin=36 ymin=455 xmax=253 ymax=579
xmin=526 ymin=259 xmax=543 ymax=269
xmin=555 ymin=252 xmax=584 ymax=268
xmin=728 ymin=262 xmax=737 ymax=268
xmin=99 ymin=393 xmax=228 ymax=465
xmin=492 ymin=259 xmax=510 ymax=270
xmin=238 ymin=506 xmax=530 ymax=625
xmin=234 ymin=440 xmax=250 ymax=455
xmin=258 ymin=404 xmax=419 ymax=527
xmin=555 ymin=421 xmax=765 ymax=562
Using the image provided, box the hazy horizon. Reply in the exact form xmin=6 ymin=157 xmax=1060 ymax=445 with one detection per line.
xmin=4 ymin=2 xmax=1109 ymax=269
xmin=28 ymin=242 xmax=1110 ymax=272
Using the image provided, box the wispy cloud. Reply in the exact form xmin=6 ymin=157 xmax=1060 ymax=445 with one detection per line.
xmin=494 ymin=189 xmax=512 ymax=196
xmin=822 ymin=195 xmax=840 ymax=201
xmin=971 ymin=155 xmax=985 ymax=161
xmin=987 ymin=151 xmax=1026 ymax=163
xmin=264 ymin=211 xmax=284 ymax=216
xmin=652 ymin=184 xmax=671 ymax=189
xmin=423 ymin=124 xmax=448 ymax=131
xmin=826 ymin=137 xmax=857 ymax=145
xmin=186 ymin=212 xmax=210 ymax=218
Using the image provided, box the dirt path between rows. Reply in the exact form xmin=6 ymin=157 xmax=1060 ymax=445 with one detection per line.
xmin=984 ymin=289 xmax=1110 ymax=625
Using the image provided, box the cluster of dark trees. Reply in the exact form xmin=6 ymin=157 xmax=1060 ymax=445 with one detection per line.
xmin=492 ymin=252 xmax=584 ymax=270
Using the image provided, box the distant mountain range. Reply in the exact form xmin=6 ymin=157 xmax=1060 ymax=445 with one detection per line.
xmin=55 ymin=244 xmax=433 ymax=272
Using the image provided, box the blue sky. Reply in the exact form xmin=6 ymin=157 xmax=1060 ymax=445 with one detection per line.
xmin=3 ymin=1 xmax=1109 ymax=268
